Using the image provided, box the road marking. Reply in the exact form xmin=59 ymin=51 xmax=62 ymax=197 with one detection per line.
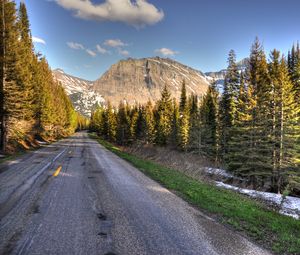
xmin=53 ymin=166 xmax=62 ymax=177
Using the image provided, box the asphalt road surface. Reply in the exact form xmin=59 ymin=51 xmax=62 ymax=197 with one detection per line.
xmin=0 ymin=132 xmax=272 ymax=255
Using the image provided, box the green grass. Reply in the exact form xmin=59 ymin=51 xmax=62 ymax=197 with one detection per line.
xmin=90 ymin=134 xmax=300 ymax=255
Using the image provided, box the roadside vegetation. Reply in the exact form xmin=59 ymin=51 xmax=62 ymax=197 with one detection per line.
xmin=91 ymin=133 xmax=300 ymax=255
xmin=0 ymin=2 xmax=89 ymax=154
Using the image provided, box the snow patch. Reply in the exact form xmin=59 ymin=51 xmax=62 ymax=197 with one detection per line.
xmin=204 ymin=167 xmax=236 ymax=179
xmin=215 ymin=181 xmax=300 ymax=219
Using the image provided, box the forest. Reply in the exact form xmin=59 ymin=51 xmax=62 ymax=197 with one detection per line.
xmin=90 ymin=38 xmax=300 ymax=196
xmin=0 ymin=1 xmax=87 ymax=153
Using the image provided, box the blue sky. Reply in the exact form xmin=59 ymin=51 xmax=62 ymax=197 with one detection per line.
xmin=19 ymin=0 xmax=300 ymax=81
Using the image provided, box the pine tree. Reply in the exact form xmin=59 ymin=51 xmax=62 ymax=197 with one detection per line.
xmin=219 ymin=49 xmax=239 ymax=160
xmin=227 ymin=71 xmax=252 ymax=174
xmin=116 ymin=101 xmax=130 ymax=145
xmin=178 ymin=80 xmax=190 ymax=151
xmin=169 ymin=98 xmax=179 ymax=148
xmin=16 ymin=2 xmax=34 ymax=120
xmin=179 ymin=79 xmax=187 ymax=112
xmin=106 ymin=102 xmax=117 ymax=142
xmin=144 ymin=100 xmax=156 ymax=144
xmin=269 ymin=51 xmax=300 ymax=193
xmin=129 ymin=106 xmax=139 ymax=142
xmin=155 ymin=85 xmax=173 ymax=145
xmin=244 ymin=38 xmax=272 ymax=188
xmin=199 ymin=82 xmax=219 ymax=157
xmin=0 ymin=0 xmax=23 ymax=151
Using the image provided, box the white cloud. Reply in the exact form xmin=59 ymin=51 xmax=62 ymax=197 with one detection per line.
xmin=96 ymin=44 xmax=109 ymax=54
xmin=104 ymin=39 xmax=126 ymax=48
xmin=118 ymin=49 xmax=130 ymax=57
xmin=32 ymin=36 xmax=46 ymax=45
xmin=86 ymin=49 xmax=97 ymax=57
xmin=67 ymin=41 xmax=84 ymax=50
xmin=155 ymin=48 xmax=179 ymax=56
xmin=54 ymin=0 xmax=164 ymax=28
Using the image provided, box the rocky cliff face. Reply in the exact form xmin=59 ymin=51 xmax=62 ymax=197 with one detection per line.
xmin=93 ymin=57 xmax=211 ymax=106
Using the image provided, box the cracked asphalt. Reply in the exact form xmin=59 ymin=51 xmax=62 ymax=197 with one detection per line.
xmin=0 ymin=132 xmax=272 ymax=255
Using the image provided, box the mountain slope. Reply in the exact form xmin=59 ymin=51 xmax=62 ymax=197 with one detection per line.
xmin=93 ymin=57 xmax=211 ymax=106
xmin=205 ymin=58 xmax=249 ymax=85
xmin=52 ymin=69 xmax=104 ymax=117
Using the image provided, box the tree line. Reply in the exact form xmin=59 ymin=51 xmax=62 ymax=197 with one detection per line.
xmin=0 ymin=1 xmax=85 ymax=153
xmin=90 ymin=38 xmax=300 ymax=195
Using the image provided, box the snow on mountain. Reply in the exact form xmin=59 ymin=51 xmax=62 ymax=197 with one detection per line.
xmin=52 ymin=69 xmax=105 ymax=117
xmin=205 ymin=57 xmax=249 ymax=91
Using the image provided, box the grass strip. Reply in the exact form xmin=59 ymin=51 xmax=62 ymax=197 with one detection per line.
xmin=90 ymin=134 xmax=300 ymax=255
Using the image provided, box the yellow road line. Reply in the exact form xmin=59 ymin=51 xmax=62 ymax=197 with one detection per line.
xmin=53 ymin=166 xmax=62 ymax=177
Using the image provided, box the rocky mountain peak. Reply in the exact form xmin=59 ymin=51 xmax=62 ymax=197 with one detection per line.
xmin=92 ymin=57 xmax=211 ymax=106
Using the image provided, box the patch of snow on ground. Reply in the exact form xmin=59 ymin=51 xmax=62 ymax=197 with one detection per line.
xmin=204 ymin=167 xmax=235 ymax=178
xmin=215 ymin=181 xmax=300 ymax=219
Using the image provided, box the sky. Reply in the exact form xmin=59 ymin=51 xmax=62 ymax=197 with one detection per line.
xmin=18 ymin=0 xmax=300 ymax=81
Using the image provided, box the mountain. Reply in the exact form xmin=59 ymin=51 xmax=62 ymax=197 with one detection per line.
xmin=52 ymin=69 xmax=104 ymax=117
xmin=53 ymin=57 xmax=216 ymax=115
xmin=92 ymin=57 xmax=211 ymax=106
xmin=205 ymin=58 xmax=249 ymax=88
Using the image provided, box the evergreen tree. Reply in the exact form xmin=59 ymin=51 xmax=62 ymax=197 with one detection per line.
xmin=169 ymin=98 xmax=179 ymax=148
xmin=106 ymin=102 xmax=117 ymax=142
xmin=227 ymin=71 xmax=252 ymax=174
xmin=269 ymin=51 xmax=300 ymax=193
xmin=179 ymin=79 xmax=187 ymax=112
xmin=155 ymin=85 xmax=173 ymax=145
xmin=199 ymin=83 xmax=219 ymax=157
xmin=0 ymin=0 xmax=22 ymax=151
xmin=116 ymin=101 xmax=130 ymax=145
xmin=129 ymin=105 xmax=139 ymax=142
xmin=144 ymin=100 xmax=156 ymax=144
xmin=178 ymin=80 xmax=190 ymax=151
xmin=219 ymin=49 xmax=239 ymax=160
xmin=244 ymin=38 xmax=272 ymax=188
xmin=16 ymin=2 xmax=34 ymax=120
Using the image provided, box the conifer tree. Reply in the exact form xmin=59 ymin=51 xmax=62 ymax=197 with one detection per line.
xmin=135 ymin=105 xmax=147 ymax=140
xmin=116 ymin=101 xmax=130 ymax=145
xmin=199 ymin=83 xmax=219 ymax=157
xmin=219 ymin=50 xmax=239 ymax=159
xmin=269 ymin=51 xmax=300 ymax=193
xmin=244 ymin=38 xmax=272 ymax=188
xmin=129 ymin=106 xmax=139 ymax=142
xmin=16 ymin=2 xmax=34 ymax=120
xmin=227 ymin=71 xmax=252 ymax=174
xmin=106 ymin=102 xmax=117 ymax=142
xmin=178 ymin=80 xmax=190 ymax=150
xmin=155 ymin=85 xmax=173 ymax=145
xmin=169 ymin=98 xmax=179 ymax=148
xmin=0 ymin=0 xmax=22 ymax=151
xmin=144 ymin=100 xmax=156 ymax=144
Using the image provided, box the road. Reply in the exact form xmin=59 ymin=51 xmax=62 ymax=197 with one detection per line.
xmin=0 ymin=132 xmax=271 ymax=255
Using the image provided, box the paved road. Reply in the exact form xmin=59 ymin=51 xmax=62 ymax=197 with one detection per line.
xmin=0 ymin=132 xmax=272 ymax=255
